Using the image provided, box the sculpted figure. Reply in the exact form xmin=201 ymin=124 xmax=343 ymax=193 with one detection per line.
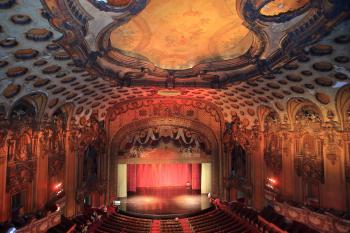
xmin=16 ymin=133 xmax=31 ymax=161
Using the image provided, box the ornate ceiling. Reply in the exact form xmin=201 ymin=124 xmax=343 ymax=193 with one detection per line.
xmin=109 ymin=0 xmax=252 ymax=70
xmin=259 ymin=0 xmax=310 ymax=16
xmin=0 ymin=0 xmax=349 ymax=128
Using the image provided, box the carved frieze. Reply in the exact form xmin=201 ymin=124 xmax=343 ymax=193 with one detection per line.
xmin=107 ymin=98 xmax=222 ymax=123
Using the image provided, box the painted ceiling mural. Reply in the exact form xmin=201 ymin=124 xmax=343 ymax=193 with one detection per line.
xmin=110 ymin=0 xmax=253 ymax=69
xmin=0 ymin=0 xmax=349 ymax=129
xmin=259 ymin=0 xmax=310 ymax=16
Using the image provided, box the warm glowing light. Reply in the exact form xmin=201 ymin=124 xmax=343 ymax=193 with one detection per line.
xmin=54 ymin=182 xmax=62 ymax=190
xmin=174 ymin=195 xmax=200 ymax=207
xmin=157 ymin=89 xmax=182 ymax=96
xmin=268 ymin=178 xmax=277 ymax=184
xmin=110 ymin=0 xmax=252 ymax=69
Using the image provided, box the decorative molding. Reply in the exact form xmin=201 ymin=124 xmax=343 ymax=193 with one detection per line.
xmin=41 ymin=0 xmax=349 ymax=87
xmin=111 ymin=117 xmax=220 ymax=158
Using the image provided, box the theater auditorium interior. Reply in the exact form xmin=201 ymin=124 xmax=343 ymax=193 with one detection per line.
xmin=0 ymin=0 xmax=350 ymax=232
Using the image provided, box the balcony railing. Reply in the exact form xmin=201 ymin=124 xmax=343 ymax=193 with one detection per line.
xmin=16 ymin=210 xmax=61 ymax=233
xmin=272 ymin=201 xmax=350 ymax=233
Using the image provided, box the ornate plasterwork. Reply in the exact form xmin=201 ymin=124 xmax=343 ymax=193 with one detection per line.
xmin=42 ymin=0 xmax=348 ymax=87
xmin=106 ymin=97 xmax=224 ymax=124
xmin=111 ymin=117 xmax=220 ymax=158
xmin=118 ymin=125 xmax=211 ymax=157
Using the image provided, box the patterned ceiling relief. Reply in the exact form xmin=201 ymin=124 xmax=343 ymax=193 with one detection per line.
xmin=0 ymin=0 xmax=348 ymax=128
xmin=110 ymin=0 xmax=253 ymax=70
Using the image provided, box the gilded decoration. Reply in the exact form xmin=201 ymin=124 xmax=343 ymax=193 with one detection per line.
xmin=264 ymin=111 xmax=282 ymax=175
xmin=293 ymin=105 xmax=325 ymax=183
xmin=119 ymin=126 xmax=210 ymax=158
xmin=107 ymin=97 xmax=224 ymax=128
xmin=42 ymin=0 xmax=348 ymax=86
xmin=109 ymin=0 xmax=252 ymax=69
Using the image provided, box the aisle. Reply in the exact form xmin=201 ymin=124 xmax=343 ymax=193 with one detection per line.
xmin=179 ymin=218 xmax=193 ymax=233
xmin=151 ymin=220 xmax=161 ymax=233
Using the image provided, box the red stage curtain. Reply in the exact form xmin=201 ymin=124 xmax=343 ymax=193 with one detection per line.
xmin=127 ymin=164 xmax=201 ymax=191
xmin=127 ymin=164 xmax=137 ymax=192
xmin=191 ymin=164 xmax=201 ymax=190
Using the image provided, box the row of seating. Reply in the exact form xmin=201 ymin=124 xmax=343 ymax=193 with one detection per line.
xmin=96 ymin=213 xmax=152 ymax=233
xmin=160 ymin=220 xmax=184 ymax=233
xmin=188 ymin=209 xmax=257 ymax=233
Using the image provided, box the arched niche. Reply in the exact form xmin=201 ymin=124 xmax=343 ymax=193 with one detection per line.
xmin=51 ymin=103 xmax=75 ymax=129
xmin=335 ymin=84 xmax=350 ymax=130
xmin=231 ymin=142 xmax=247 ymax=179
xmin=287 ymin=97 xmax=323 ymax=130
xmin=8 ymin=92 xmax=48 ymax=123
xmin=257 ymin=105 xmax=281 ymax=132
xmin=83 ymin=145 xmax=99 ymax=184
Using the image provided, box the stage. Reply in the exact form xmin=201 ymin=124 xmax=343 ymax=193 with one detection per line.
xmin=117 ymin=187 xmax=212 ymax=217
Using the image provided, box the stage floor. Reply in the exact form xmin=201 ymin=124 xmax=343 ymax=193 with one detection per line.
xmin=118 ymin=187 xmax=212 ymax=215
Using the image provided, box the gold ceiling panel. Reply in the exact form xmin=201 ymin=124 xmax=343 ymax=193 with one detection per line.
xmin=259 ymin=0 xmax=310 ymax=16
xmin=110 ymin=0 xmax=252 ymax=70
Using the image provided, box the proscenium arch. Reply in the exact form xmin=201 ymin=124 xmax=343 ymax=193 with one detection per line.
xmin=108 ymin=117 xmax=222 ymax=200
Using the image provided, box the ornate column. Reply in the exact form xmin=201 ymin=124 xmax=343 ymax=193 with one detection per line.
xmin=281 ymin=131 xmax=295 ymax=200
xmin=321 ymin=127 xmax=347 ymax=210
xmin=35 ymin=130 xmax=48 ymax=209
xmin=251 ymin=131 xmax=265 ymax=210
xmin=64 ymin=130 xmax=77 ymax=217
